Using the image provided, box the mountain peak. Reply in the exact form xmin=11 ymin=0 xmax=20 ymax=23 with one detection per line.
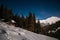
xmin=45 ymin=16 xmax=60 ymax=24
xmin=36 ymin=16 xmax=60 ymax=25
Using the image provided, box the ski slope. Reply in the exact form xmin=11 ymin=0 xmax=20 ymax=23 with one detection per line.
xmin=0 ymin=22 xmax=58 ymax=40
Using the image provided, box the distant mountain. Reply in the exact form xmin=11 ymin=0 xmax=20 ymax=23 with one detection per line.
xmin=36 ymin=16 xmax=60 ymax=26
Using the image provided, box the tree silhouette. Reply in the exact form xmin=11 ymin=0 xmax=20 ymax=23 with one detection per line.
xmin=26 ymin=12 xmax=35 ymax=32
xmin=35 ymin=19 xmax=41 ymax=34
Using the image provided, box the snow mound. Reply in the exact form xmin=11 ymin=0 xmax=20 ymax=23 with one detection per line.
xmin=0 ymin=22 xmax=58 ymax=40
xmin=11 ymin=20 xmax=16 ymax=23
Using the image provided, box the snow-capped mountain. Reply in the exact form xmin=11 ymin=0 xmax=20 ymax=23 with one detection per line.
xmin=36 ymin=16 xmax=60 ymax=26
xmin=0 ymin=21 xmax=58 ymax=40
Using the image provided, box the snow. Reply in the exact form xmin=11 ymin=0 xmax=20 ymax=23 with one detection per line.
xmin=48 ymin=30 xmax=51 ymax=33
xmin=57 ymin=27 xmax=60 ymax=30
xmin=36 ymin=16 xmax=60 ymax=26
xmin=11 ymin=20 xmax=16 ymax=23
xmin=56 ymin=27 xmax=60 ymax=32
xmin=1 ymin=19 xmax=5 ymax=21
xmin=45 ymin=16 xmax=60 ymax=24
xmin=0 ymin=22 xmax=58 ymax=40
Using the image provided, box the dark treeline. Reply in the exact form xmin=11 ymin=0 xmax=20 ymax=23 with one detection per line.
xmin=0 ymin=5 xmax=41 ymax=33
xmin=0 ymin=5 xmax=60 ymax=39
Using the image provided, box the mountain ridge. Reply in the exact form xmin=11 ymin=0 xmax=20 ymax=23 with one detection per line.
xmin=36 ymin=16 xmax=60 ymax=26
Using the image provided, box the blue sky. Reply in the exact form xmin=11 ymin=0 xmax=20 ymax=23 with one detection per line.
xmin=0 ymin=0 xmax=60 ymax=19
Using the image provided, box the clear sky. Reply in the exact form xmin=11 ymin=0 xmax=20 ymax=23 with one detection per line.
xmin=0 ymin=0 xmax=60 ymax=19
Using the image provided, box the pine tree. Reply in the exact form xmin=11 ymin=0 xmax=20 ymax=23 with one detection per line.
xmin=33 ymin=13 xmax=36 ymax=32
xmin=0 ymin=4 xmax=4 ymax=18
xmin=25 ymin=16 xmax=28 ymax=29
xmin=27 ymin=12 xmax=35 ymax=32
xmin=0 ymin=5 xmax=14 ymax=21
xmin=13 ymin=13 xmax=21 ymax=27
xmin=35 ymin=19 xmax=41 ymax=34
xmin=21 ymin=13 xmax=25 ymax=28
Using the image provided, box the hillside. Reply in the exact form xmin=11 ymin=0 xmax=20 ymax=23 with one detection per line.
xmin=0 ymin=21 xmax=58 ymax=40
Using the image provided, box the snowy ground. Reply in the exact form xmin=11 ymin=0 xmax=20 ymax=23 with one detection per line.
xmin=0 ymin=22 xmax=58 ymax=40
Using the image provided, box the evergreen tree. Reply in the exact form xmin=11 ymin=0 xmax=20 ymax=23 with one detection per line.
xmin=33 ymin=13 xmax=36 ymax=32
xmin=0 ymin=5 xmax=14 ymax=21
xmin=25 ymin=16 xmax=28 ymax=29
xmin=0 ymin=4 xmax=4 ymax=18
xmin=27 ymin=12 xmax=35 ymax=32
xmin=13 ymin=13 xmax=21 ymax=27
xmin=55 ymin=29 xmax=60 ymax=39
xmin=21 ymin=13 xmax=25 ymax=28
xmin=35 ymin=19 xmax=41 ymax=34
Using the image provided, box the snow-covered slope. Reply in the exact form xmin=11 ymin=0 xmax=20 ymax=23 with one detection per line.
xmin=0 ymin=22 xmax=58 ymax=40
